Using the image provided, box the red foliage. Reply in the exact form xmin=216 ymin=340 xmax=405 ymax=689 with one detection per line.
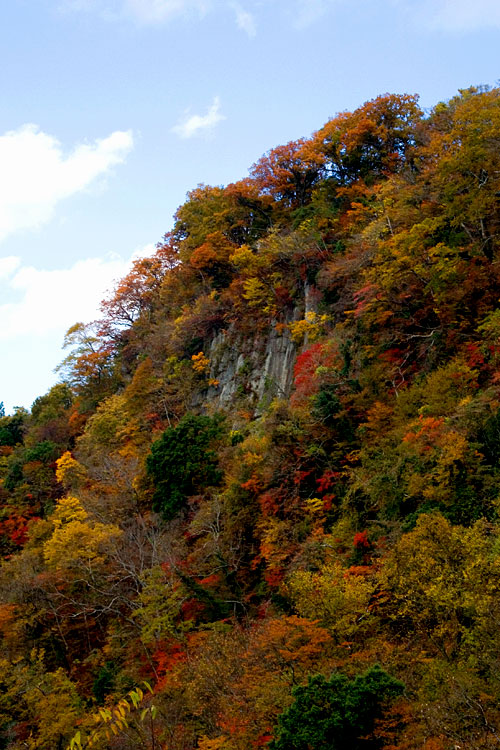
xmin=293 ymin=469 xmax=313 ymax=486
xmin=250 ymin=138 xmax=323 ymax=208
xmin=218 ymin=713 xmax=250 ymax=739
xmin=465 ymin=342 xmax=486 ymax=369
xmin=258 ymin=492 xmax=280 ymax=517
xmin=274 ymin=284 xmax=293 ymax=308
xmin=264 ymin=567 xmax=285 ymax=588
xmin=316 ymin=469 xmax=341 ymax=492
xmin=402 ymin=415 xmax=445 ymax=449
xmin=0 ymin=512 xmax=40 ymax=552
xmin=153 ymin=641 xmax=188 ymax=688
xmin=352 ymin=283 xmax=378 ymax=317
xmin=322 ymin=494 xmax=335 ymax=511
xmin=254 ymin=732 xmax=273 ymax=748
xmin=378 ymin=348 xmax=405 ymax=365
xmin=294 ymin=342 xmax=323 ymax=387
xmin=198 ymin=573 xmax=221 ymax=588
xmin=241 ymin=475 xmax=261 ymax=494
xmin=181 ymin=598 xmax=206 ymax=621
xmin=291 ymin=343 xmax=324 ymax=409
xmin=353 ymin=531 xmax=371 ymax=550
xmin=291 ymin=342 xmax=341 ymax=411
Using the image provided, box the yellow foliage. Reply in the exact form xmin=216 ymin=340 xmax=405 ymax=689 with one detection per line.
xmin=243 ymin=451 xmax=263 ymax=467
xmin=133 ymin=565 xmax=187 ymax=645
xmin=242 ymin=277 xmax=269 ymax=308
xmin=286 ymin=561 xmax=376 ymax=641
xmin=77 ymin=394 xmax=129 ymax=455
xmin=192 ymin=351 xmax=210 ymax=374
xmin=381 ymin=514 xmax=500 ymax=656
xmin=305 ymin=497 xmax=324 ymax=515
xmin=0 ymin=651 xmax=82 ymax=750
xmin=288 ymin=311 xmax=330 ymax=344
xmin=197 ymin=735 xmax=233 ymax=750
xmin=229 ymin=244 xmax=263 ymax=274
xmin=360 ymin=401 xmax=394 ymax=433
xmin=55 ymin=452 xmax=87 ymax=490
xmin=258 ymin=517 xmax=294 ymax=570
xmin=44 ymin=496 xmax=122 ymax=571
xmin=51 ymin=495 xmax=88 ymax=527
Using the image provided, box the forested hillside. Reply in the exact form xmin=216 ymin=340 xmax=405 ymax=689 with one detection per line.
xmin=2 ymin=85 xmax=500 ymax=749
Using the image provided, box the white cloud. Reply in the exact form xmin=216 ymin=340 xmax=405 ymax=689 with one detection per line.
xmin=0 ymin=125 xmax=133 ymax=244
xmin=172 ymin=96 xmax=226 ymax=139
xmin=230 ymin=2 xmax=256 ymax=36
xmin=0 ymin=245 xmax=154 ymax=342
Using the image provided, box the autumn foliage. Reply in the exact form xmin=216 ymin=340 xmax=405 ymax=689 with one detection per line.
xmin=3 ymin=85 xmax=500 ymax=749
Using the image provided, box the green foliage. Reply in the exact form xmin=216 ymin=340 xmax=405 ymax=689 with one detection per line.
xmin=0 ymin=408 xmax=25 ymax=447
xmin=92 ymin=661 xmax=116 ymax=704
xmin=24 ymin=440 xmax=59 ymax=464
xmin=269 ymin=666 xmax=404 ymax=750
xmin=31 ymin=384 xmax=73 ymax=425
xmin=146 ymin=413 xmax=224 ymax=519
xmin=311 ymin=384 xmax=341 ymax=424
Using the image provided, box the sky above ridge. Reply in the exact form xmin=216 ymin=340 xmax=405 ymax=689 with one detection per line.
xmin=1 ymin=0 xmax=499 ymax=412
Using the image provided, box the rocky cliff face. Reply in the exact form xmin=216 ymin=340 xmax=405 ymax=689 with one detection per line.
xmin=205 ymin=283 xmax=321 ymax=411
xmin=207 ymin=321 xmax=297 ymax=411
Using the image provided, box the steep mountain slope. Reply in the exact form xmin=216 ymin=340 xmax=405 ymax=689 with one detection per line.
xmin=2 ymin=86 xmax=500 ymax=749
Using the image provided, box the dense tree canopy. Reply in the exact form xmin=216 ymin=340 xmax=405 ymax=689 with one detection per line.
xmin=146 ymin=413 xmax=224 ymax=519
xmin=2 ymin=86 xmax=500 ymax=750
xmin=269 ymin=667 xmax=404 ymax=750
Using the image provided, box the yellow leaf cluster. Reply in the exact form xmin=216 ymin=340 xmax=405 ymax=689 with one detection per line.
xmin=44 ymin=496 xmax=122 ymax=571
xmin=289 ymin=311 xmax=330 ymax=344
xmin=286 ymin=561 xmax=375 ymax=641
xmin=192 ymin=351 xmax=210 ymax=374
xmin=242 ymin=277 xmax=269 ymax=308
xmin=55 ymin=452 xmax=87 ymax=490
xmin=197 ymin=735 xmax=233 ymax=750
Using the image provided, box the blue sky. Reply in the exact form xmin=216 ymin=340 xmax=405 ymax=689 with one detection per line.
xmin=1 ymin=0 xmax=499 ymax=412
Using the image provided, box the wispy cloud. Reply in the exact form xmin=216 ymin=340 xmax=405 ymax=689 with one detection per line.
xmin=60 ymin=0 xmax=500 ymax=34
xmin=61 ymin=0 xmax=257 ymax=32
xmin=60 ymin=0 xmax=208 ymax=22
xmin=291 ymin=0 xmax=500 ymax=32
xmin=123 ymin=0 xmax=210 ymax=24
xmin=0 ymin=125 xmax=133 ymax=244
xmin=292 ymin=0 xmax=331 ymax=28
xmin=423 ymin=0 xmax=500 ymax=32
xmin=172 ymin=96 xmax=226 ymax=139
xmin=385 ymin=0 xmax=500 ymax=32
xmin=230 ymin=2 xmax=256 ymax=36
